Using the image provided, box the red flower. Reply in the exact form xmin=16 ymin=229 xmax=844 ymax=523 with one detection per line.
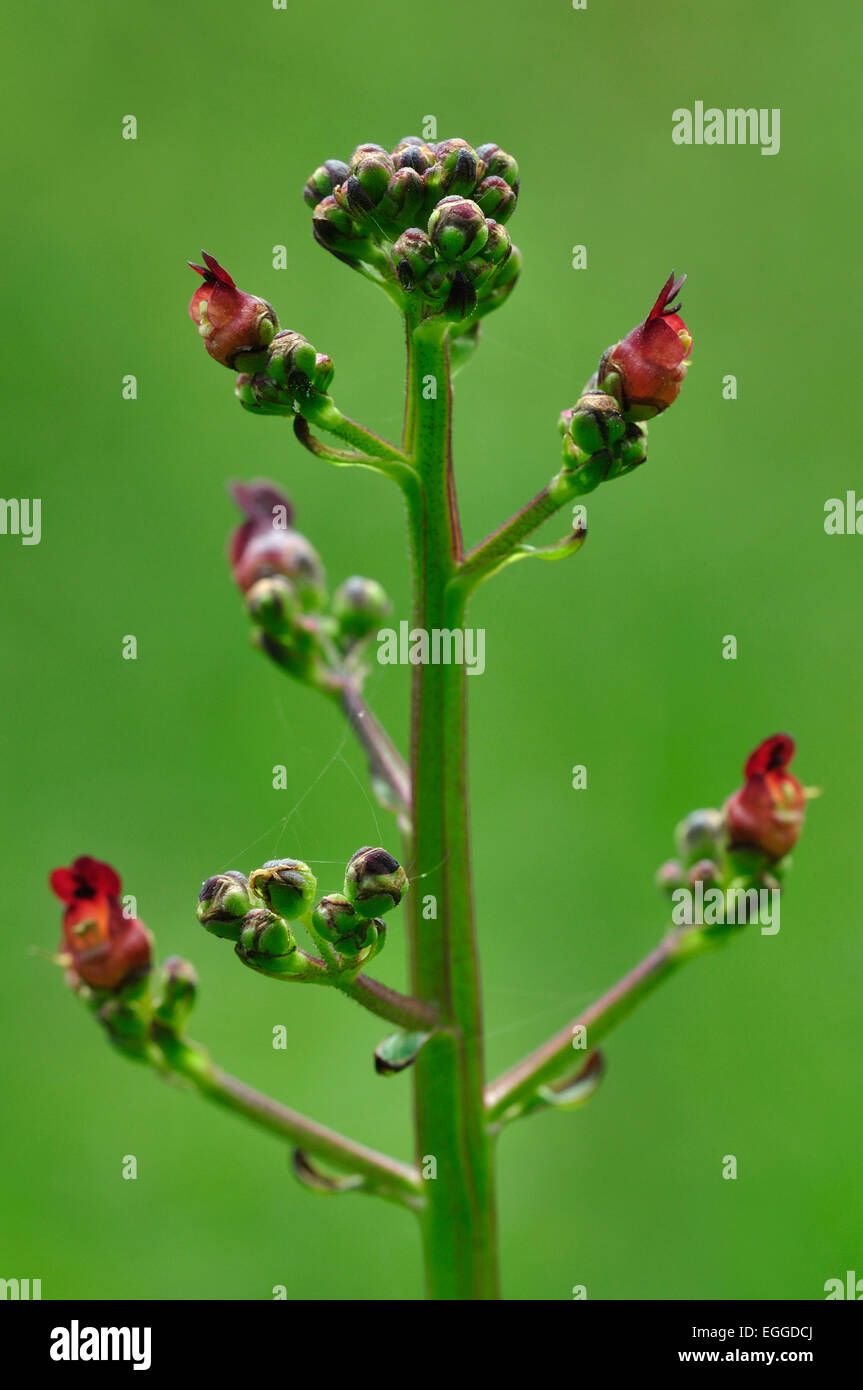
xmin=188 ymin=252 xmax=278 ymax=370
xmin=229 ymin=480 xmax=325 ymax=602
xmin=599 ymin=272 xmax=692 ymax=420
xmin=724 ymin=735 xmax=806 ymax=862
xmin=50 ymin=856 xmax=153 ymax=992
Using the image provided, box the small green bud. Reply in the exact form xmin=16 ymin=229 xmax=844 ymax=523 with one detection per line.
xmin=617 ymin=421 xmax=649 ymax=473
xmin=303 ymin=159 xmax=350 ymax=209
xmin=311 ymin=893 xmax=377 ymax=955
xmin=479 ymin=218 xmax=512 ymax=266
xmin=197 ymin=871 xmax=255 ymax=941
xmin=246 ymin=574 xmax=299 ymax=637
xmin=434 ymin=138 xmax=479 ymax=196
xmin=675 ymin=809 xmax=724 ymax=868
xmin=476 ymin=143 xmax=519 ymax=187
xmin=344 ymin=847 xmax=407 ymax=918
xmin=236 ymin=909 xmax=298 ymax=974
xmin=428 ymin=197 xmax=488 ymax=263
xmin=250 ymin=858 xmax=318 ymax=920
xmin=235 ymin=371 xmax=293 ymax=417
xmin=568 ymin=392 xmax=627 ymax=456
xmin=153 ymin=956 xmax=198 ymax=1033
xmin=393 ymin=227 xmax=436 ymax=290
xmin=377 ymin=167 xmax=424 ymax=229
xmin=265 ymin=331 xmax=333 ymax=396
xmin=312 ymin=893 xmax=357 ymax=944
xmin=332 ymin=575 xmax=392 ymax=643
xmin=392 ymin=136 xmax=436 ymax=174
xmin=349 ymin=142 xmax=392 ymax=174
xmin=474 ymin=175 xmax=517 ymax=224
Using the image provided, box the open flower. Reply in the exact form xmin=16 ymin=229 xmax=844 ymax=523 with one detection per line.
xmin=229 ymin=480 xmax=326 ymax=605
xmin=188 ymin=252 xmax=278 ymax=370
xmin=723 ymin=735 xmax=807 ymax=862
xmin=50 ymin=856 xmax=153 ymax=991
xmin=598 ymin=272 xmax=692 ymax=420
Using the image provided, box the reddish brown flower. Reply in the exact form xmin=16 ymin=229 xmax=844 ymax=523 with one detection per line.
xmin=50 ymin=856 xmax=153 ymax=992
xmin=229 ymin=480 xmax=325 ymax=604
xmin=724 ymin=735 xmax=806 ymax=862
xmin=599 ymin=272 xmax=692 ymax=420
xmin=188 ymin=252 xmax=278 ymax=370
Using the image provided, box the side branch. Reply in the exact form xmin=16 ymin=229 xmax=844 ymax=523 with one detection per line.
xmin=157 ymin=1038 xmax=423 ymax=1207
xmin=485 ymin=926 xmax=713 ymax=1121
xmin=454 ymin=468 xmax=584 ymax=595
xmin=337 ymin=679 xmax=412 ymax=821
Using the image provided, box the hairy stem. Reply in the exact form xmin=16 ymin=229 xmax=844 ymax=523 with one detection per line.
xmin=337 ymin=680 xmax=411 ymax=819
xmin=404 ymin=316 xmax=499 ymax=1299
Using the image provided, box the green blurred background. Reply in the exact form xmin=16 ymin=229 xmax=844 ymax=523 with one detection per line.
xmin=2 ymin=0 xmax=859 ymax=1301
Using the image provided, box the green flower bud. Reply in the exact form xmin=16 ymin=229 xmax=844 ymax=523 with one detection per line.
xmin=476 ymin=143 xmax=519 ymax=187
xmin=423 ymin=262 xmax=455 ymax=303
xmin=377 ymin=167 xmax=424 ymax=229
xmin=434 ymin=138 xmax=479 ymax=196
xmin=332 ymin=575 xmax=392 ymax=643
xmin=349 ymin=142 xmax=392 ymax=173
xmin=428 ymin=197 xmax=488 ymax=264
xmin=393 ymin=228 xmax=436 ymax=289
xmin=617 ymin=422 xmax=648 ymax=473
xmin=250 ymin=858 xmax=318 ymax=920
xmin=675 ymin=808 xmax=724 ymax=868
xmin=312 ymin=195 xmax=373 ymax=263
xmin=311 ymin=893 xmax=377 ymax=955
xmin=392 ymin=136 xmax=436 ymax=174
xmin=344 ymin=847 xmax=407 ymax=918
xmin=153 ymin=956 xmax=198 ymax=1033
xmin=474 ymin=175 xmax=517 ymax=224
xmin=235 ymin=908 xmax=298 ymax=975
xmin=197 ymin=871 xmax=256 ymax=941
xmin=265 ymin=331 xmax=333 ymax=396
xmin=245 ymin=574 xmax=299 ymax=637
xmin=481 ymin=244 xmax=521 ymax=311
xmin=568 ymin=392 xmax=627 ymax=456
xmin=303 ymin=159 xmax=350 ymax=209
xmin=479 ymin=218 xmax=512 ymax=266
xmin=345 ymin=150 xmax=394 ymax=213
xmin=235 ymin=371 xmax=293 ymax=417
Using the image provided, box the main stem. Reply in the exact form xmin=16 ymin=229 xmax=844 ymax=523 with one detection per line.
xmin=404 ymin=317 xmax=500 ymax=1299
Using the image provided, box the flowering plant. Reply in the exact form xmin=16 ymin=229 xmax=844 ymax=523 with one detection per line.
xmin=49 ymin=134 xmax=812 ymax=1300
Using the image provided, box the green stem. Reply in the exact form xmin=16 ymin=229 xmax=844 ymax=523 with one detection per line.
xmin=484 ymin=925 xmax=713 ymax=1121
xmin=404 ymin=317 xmax=499 ymax=1299
xmin=457 ymin=469 xmax=579 ymax=592
xmin=159 ymin=1037 xmax=422 ymax=1206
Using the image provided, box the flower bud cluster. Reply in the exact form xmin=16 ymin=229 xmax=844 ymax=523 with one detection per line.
xmin=229 ymin=479 xmax=392 ymax=686
xmin=654 ymin=736 xmax=811 ymax=937
xmin=304 ymin=137 xmax=522 ymax=322
xmin=197 ymin=847 xmax=408 ymax=974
